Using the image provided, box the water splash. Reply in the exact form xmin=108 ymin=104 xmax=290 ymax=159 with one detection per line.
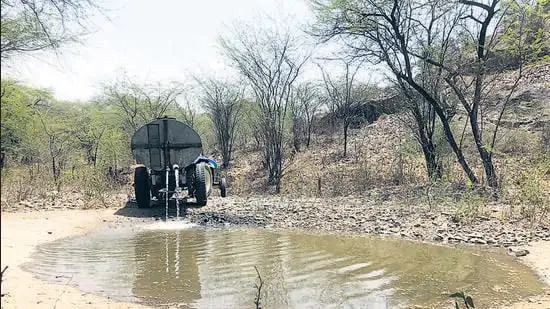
xmin=174 ymin=164 xmax=181 ymax=220
xmin=175 ymin=198 xmax=180 ymax=219
xmin=143 ymin=220 xmax=197 ymax=231
xmin=165 ymin=166 xmax=169 ymax=221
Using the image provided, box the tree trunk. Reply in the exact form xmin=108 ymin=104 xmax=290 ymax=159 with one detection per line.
xmin=306 ymin=123 xmax=312 ymax=148
xmin=51 ymin=157 xmax=57 ymax=182
xmin=292 ymin=120 xmax=301 ymax=153
xmin=93 ymin=143 xmax=100 ymax=168
xmin=421 ymin=142 xmax=442 ymax=181
xmin=343 ymin=122 xmax=349 ymax=157
xmin=406 ymin=78 xmax=479 ymax=184
xmin=439 ymin=116 xmax=478 ymax=184
xmin=470 ymin=111 xmax=498 ymax=188
xmin=415 ymin=111 xmax=442 ymax=181
xmin=221 ymin=140 xmax=230 ymax=169
xmin=222 ymin=156 xmax=230 ymax=170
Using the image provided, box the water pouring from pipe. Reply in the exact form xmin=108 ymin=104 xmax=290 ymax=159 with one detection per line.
xmin=173 ymin=164 xmax=180 ymax=219
xmin=165 ymin=166 xmax=169 ymax=221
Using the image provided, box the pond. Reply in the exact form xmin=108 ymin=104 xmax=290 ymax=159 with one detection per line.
xmin=23 ymin=221 xmax=545 ymax=308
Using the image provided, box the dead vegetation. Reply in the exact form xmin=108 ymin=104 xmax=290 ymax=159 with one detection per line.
xmin=0 ymin=164 xmax=131 ymax=211
xmin=226 ymin=63 xmax=550 ymax=223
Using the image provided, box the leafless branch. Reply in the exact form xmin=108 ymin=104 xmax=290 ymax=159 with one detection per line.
xmin=253 ymin=266 xmax=264 ymax=309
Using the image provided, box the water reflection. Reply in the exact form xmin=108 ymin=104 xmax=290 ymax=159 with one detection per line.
xmin=132 ymin=229 xmax=203 ymax=307
xmin=24 ymin=225 xmax=545 ymax=309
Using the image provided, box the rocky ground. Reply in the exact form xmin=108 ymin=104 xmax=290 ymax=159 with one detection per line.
xmin=107 ymin=195 xmax=550 ymax=251
xmin=4 ymin=185 xmax=549 ymax=250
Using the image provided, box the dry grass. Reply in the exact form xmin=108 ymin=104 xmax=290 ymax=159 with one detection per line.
xmin=228 ymin=110 xmax=550 ymax=223
xmin=1 ymin=164 xmax=130 ymax=211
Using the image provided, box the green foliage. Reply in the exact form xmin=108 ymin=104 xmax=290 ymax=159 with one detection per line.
xmin=0 ymin=79 xmax=52 ymax=164
xmin=1 ymin=0 xmax=101 ymax=62
xmin=507 ymin=155 xmax=550 ymax=221
xmin=0 ymin=75 xmax=223 ymax=209
xmin=0 ymin=77 xmax=136 ymax=207
xmin=454 ymin=190 xmax=489 ymax=223
xmin=193 ymin=114 xmax=215 ymax=154
xmin=497 ymin=0 xmax=550 ymax=65
xmin=235 ymin=98 xmax=263 ymax=149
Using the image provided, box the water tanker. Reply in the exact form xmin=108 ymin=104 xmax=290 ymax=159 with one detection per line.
xmin=130 ymin=116 xmax=227 ymax=209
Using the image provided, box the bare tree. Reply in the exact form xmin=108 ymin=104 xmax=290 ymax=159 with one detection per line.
xmin=220 ymin=25 xmax=310 ymax=191
xmin=101 ymin=76 xmax=184 ymax=135
xmin=310 ymin=0 xmax=479 ymax=184
xmin=290 ymin=81 xmax=322 ymax=151
xmin=397 ymin=85 xmax=444 ymax=180
xmin=177 ymin=97 xmax=197 ymax=129
xmin=36 ymin=103 xmax=76 ymax=190
xmin=1 ymin=0 xmax=104 ymax=62
xmin=197 ymin=77 xmax=244 ymax=169
xmin=318 ymin=60 xmax=361 ymax=157
xmin=442 ymin=0 xmax=545 ymax=188
xmin=311 ymin=0 xmax=544 ymax=188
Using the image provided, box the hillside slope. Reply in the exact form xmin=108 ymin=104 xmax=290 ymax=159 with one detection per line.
xmin=227 ymin=62 xmax=550 ymax=217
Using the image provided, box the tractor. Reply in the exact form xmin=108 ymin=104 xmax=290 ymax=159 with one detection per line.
xmin=130 ymin=116 xmax=227 ymax=208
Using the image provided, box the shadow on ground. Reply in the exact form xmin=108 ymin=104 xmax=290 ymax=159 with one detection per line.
xmin=114 ymin=200 xmax=198 ymax=219
xmin=114 ymin=200 xmax=267 ymax=227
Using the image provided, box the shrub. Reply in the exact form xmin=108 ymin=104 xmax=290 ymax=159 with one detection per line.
xmin=453 ymin=189 xmax=489 ymax=223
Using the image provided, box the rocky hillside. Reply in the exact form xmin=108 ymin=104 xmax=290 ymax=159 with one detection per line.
xmin=227 ymin=62 xmax=550 ymax=214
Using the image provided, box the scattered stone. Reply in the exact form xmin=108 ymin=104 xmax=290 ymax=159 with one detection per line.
xmin=3 ymin=192 xmax=549 ymax=250
xmin=508 ymin=247 xmax=530 ymax=257
xmin=449 ymin=235 xmax=466 ymax=242
xmin=469 ymin=238 xmax=487 ymax=245
xmin=468 ymin=232 xmax=483 ymax=239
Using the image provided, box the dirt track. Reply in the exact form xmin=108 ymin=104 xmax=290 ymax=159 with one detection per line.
xmin=0 ymin=208 xmax=151 ymax=309
xmin=1 ymin=196 xmax=550 ymax=308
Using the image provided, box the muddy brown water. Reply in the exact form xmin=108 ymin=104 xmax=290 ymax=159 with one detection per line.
xmin=23 ymin=221 xmax=545 ymax=309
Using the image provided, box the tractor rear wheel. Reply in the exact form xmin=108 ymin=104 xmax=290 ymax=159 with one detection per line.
xmin=134 ymin=166 xmax=151 ymax=208
xmin=194 ymin=163 xmax=211 ymax=206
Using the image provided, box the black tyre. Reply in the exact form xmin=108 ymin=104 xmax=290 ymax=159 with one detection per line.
xmin=134 ymin=166 xmax=151 ymax=208
xmin=220 ymin=177 xmax=227 ymax=198
xmin=186 ymin=166 xmax=195 ymax=197
xmin=194 ymin=163 xmax=211 ymax=206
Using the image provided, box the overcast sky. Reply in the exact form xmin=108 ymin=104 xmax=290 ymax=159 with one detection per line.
xmin=1 ymin=0 xmax=383 ymax=102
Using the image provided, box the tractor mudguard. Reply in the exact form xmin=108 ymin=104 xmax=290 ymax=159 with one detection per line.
xmin=193 ymin=155 xmax=218 ymax=170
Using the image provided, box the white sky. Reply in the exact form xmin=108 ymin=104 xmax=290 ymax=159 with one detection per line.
xmin=1 ymin=0 xmax=384 ymax=102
